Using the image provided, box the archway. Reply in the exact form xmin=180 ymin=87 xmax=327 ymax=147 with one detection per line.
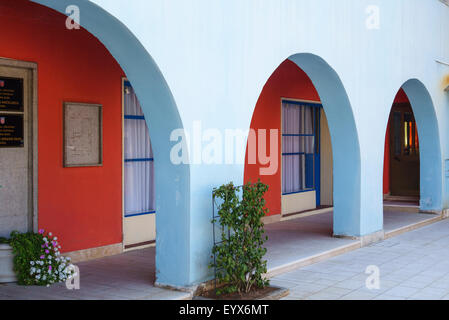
xmin=383 ymin=80 xmax=442 ymax=230
xmin=383 ymin=89 xmax=420 ymax=202
xmin=244 ymin=53 xmax=361 ymax=241
xmin=28 ymin=0 xmax=191 ymax=287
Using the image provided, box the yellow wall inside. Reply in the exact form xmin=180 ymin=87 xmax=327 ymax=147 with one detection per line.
xmin=320 ymin=110 xmax=333 ymax=206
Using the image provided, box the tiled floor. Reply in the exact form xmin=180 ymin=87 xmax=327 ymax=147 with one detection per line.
xmin=265 ymin=209 xmax=438 ymax=271
xmin=264 ymin=212 xmax=357 ymax=271
xmin=275 ymin=218 xmax=449 ymax=300
xmin=383 ymin=208 xmax=437 ymax=233
xmin=0 ymin=208 xmax=442 ymax=300
xmin=0 ymin=247 xmax=190 ymax=300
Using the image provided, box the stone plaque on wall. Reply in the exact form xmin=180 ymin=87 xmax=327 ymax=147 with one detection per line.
xmin=63 ymin=102 xmax=103 ymax=167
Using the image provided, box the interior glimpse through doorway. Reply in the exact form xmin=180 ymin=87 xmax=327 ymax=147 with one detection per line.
xmin=122 ymin=79 xmax=156 ymax=250
xmin=384 ymin=102 xmax=420 ymax=205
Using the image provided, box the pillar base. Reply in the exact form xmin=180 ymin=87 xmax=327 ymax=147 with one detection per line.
xmin=334 ymin=230 xmax=385 ymax=247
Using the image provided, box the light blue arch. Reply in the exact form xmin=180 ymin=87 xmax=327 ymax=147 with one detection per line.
xmin=288 ymin=53 xmax=362 ymax=237
xmin=400 ymin=79 xmax=442 ymax=212
xmin=32 ymin=0 xmax=191 ymax=286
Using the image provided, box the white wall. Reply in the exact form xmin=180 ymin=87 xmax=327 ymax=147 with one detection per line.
xmin=35 ymin=0 xmax=449 ymax=286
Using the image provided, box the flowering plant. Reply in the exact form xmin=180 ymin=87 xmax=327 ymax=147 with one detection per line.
xmin=9 ymin=229 xmax=76 ymax=286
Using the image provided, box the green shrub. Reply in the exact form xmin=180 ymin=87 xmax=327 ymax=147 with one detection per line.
xmin=9 ymin=231 xmax=44 ymax=285
xmin=210 ymin=180 xmax=270 ymax=295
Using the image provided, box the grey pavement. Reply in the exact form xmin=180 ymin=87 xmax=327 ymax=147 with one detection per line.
xmin=274 ymin=218 xmax=449 ymax=300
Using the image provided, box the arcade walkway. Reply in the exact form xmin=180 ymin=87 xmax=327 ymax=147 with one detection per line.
xmin=0 ymin=208 xmax=442 ymax=300
xmin=0 ymin=247 xmax=190 ymax=300
xmin=264 ymin=209 xmax=441 ymax=277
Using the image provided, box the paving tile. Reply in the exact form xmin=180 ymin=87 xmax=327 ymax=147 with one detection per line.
xmin=428 ymin=280 xmax=449 ymax=290
xmin=289 ymin=282 xmax=328 ymax=295
xmin=383 ymin=286 xmax=420 ymax=298
xmin=305 ymin=292 xmax=342 ymax=300
xmin=320 ymin=286 xmax=353 ymax=296
xmin=269 ymin=279 xmax=301 ymax=289
xmin=374 ymin=294 xmax=407 ymax=300
xmin=280 ymin=295 xmax=305 ymax=300
xmin=409 ymin=287 xmax=447 ymax=300
xmin=333 ymin=279 xmax=364 ymax=290
xmin=339 ymin=290 xmax=378 ymax=300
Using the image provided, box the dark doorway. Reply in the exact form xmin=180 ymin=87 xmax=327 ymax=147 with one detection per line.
xmin=388 ymin=102 xmax=420 ymax=198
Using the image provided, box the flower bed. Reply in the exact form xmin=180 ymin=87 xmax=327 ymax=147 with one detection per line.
xmin=1 ymin=229 xmax=76 ymax=286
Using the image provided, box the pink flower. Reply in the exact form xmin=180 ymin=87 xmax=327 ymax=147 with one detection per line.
xmin=48 ymin=266 xmax=52 ymax=271
xmin=38 ymin=229 xmax=44 ymax=234
xmin=40 ymin=255 xmax=44 ymax=259
xmin=45 ymin=250 xmax=49 ymax=254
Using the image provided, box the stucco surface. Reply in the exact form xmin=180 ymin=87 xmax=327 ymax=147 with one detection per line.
xmin=32 ymin=0 xmax=449 ymax=286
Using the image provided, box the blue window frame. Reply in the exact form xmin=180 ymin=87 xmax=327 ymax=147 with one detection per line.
xmin=282 ymin=100 xmax=321 ymax=205
xmin=123 ymin=81 xmax=156 ymax=218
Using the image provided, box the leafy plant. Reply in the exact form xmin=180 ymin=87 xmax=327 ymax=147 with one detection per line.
xmin=210 ymin=180 xmax=270 ymax=295
xmin=8 ymin=229 xmax=75 ymax=286
xmin=9 ymin=231 xmax=43 ymax=285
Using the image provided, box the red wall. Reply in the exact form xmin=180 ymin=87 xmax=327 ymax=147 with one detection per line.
xmin=0 ymin=0 xmax=125 ymax=252
xmin=383 ymin=89 xmax=411 ymax=195
xmin=244 ymin=60 xmax=320 ymax=217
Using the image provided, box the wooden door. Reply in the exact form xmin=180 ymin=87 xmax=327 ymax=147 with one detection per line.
xmin=389 ymin=103 xmax=420 ymax=197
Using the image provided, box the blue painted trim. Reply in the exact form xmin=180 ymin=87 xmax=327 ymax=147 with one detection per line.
xmin=124 ymin=115 xmax=145 ymax=120
xmin=315 ymin=109 xmax=321 ymax=206
xmin=282 ymin=189 xmax=316 ymax=196
xmin=282 ymin=152 xmax=314 ymax=156
xmin=124 ymin=80 xmax=132 ymax=88
xmin=125 ymin=158 xmax=154 ymax=162
xmin=125 ymin=211 xmax=156 ymax=218
xmin=282 ymin=100 xmax=323 ymax=108
xmin=282 ymin=100 xmax=322 ymax=200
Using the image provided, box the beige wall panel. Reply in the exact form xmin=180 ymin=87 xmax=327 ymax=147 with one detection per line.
xmin=124 ymin=214 xmax=156 ymax=246
xmin=281 ymin=191 xmax=316 ymax=215
xmin=320 ymin=110 xmax=333 ymax=206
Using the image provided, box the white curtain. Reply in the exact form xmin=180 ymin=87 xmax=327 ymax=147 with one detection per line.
xmin=282 ymin=102 xmax=315 ymax=194
xmin=124 ymin=85 xmax=155 ymax=216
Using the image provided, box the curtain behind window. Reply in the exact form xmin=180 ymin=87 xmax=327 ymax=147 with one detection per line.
xmin=124 ymin=85 xmax=155 ymax=215
xmin=282 ymin=102 xmax=316 ymax=194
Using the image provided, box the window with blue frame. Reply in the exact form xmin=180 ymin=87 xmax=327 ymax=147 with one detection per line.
xmin=123 ymin=81 xmax=156 ymax=218
xmin=282 ymin=100 xmax=321 ymax=196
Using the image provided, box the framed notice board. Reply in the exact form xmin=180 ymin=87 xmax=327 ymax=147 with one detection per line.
xmin=0 ymin=114 xmax=24 ymax=148
xmin=63 ymin=102 xmax=103 ymax=167
xmin=0 ymin=77 xmax=24 ymax=112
